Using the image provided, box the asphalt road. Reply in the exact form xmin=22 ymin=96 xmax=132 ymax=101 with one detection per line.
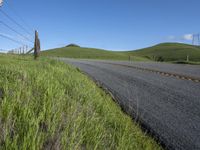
xmin=60 ymin=58 xmax=200 ymax=150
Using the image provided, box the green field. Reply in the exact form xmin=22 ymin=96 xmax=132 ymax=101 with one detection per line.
xmin=0 ymin=54 xmax=161 ymax=149
xmin=42 ymin=43 xmax=200 ymax=62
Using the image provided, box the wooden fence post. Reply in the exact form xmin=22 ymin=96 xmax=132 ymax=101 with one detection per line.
xmin=34 ymin=30 xmax=40 ymax=59
xmin=187 ymin=55 xmax=189 ymax=62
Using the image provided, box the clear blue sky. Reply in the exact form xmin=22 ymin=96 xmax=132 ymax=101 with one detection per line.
xmin=0 ymin=0 xmax=199 ymax=51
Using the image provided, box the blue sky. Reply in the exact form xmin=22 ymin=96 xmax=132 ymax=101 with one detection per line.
xmin=0 ymin=0 xmax=199 ymax=51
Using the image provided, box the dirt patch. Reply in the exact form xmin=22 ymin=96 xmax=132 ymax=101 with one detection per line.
xmin=0 ymin=88 xmax=4 ymax=100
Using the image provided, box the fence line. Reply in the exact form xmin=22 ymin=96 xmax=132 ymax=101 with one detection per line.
xmin=0 ymin=2 xmax=40 ymax=58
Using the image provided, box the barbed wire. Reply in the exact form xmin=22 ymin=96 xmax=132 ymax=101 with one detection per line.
xmin=0 ymin=21 xmax=34 ymax=43
xmin=0 ymin=33 xmax=26 ymax=45
xmin=0 ymin=9 xmax=33 ymax=37
xmin=0 ymin=2 xmax=35 ymax=53
xmin=4 ymin=0 xmax=34 ymax=33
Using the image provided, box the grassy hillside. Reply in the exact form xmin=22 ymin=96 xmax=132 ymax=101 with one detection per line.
xmin=0 ymin=54 xmax=161 ymax=149
xmin=128 ymin=43 xmax=200 ymax=62
xmin=42 ymin=43 xmax=200 ymax=62
xmin=41 ymin=46 xmax=149 ymax=61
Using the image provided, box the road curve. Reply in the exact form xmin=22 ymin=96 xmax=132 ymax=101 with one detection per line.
xmin=60 ymin=58 xmax=200 ymax=150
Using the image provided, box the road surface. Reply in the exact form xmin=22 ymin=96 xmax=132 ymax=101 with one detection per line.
xmin=60 ymin=58 xmax=200 ymax=150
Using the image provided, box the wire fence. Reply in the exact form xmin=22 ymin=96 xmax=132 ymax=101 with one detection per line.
xmin=0 ymin=1 xmax=35 ymax=54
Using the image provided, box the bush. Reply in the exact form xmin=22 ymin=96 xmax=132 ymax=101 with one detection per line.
xmin=65 ymin=44 xmax=80 ymax=47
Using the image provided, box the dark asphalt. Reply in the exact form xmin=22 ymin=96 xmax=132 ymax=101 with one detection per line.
xmin=60 ymin=58 xmax=200 ymax=150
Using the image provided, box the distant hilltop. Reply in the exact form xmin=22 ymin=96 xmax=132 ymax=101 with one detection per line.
xmin=66 ymin=44 xmax=80 ymax=47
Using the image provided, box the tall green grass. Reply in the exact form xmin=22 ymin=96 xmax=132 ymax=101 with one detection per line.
xmin=0 ymin=54 xmax=161 ymax=149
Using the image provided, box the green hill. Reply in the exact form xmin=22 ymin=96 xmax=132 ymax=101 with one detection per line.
xmin=128 ymin=43 xmax=200 ymax=62
xmin=41 ymin=46 xmax=148 ymax=61
xmin=42 ymin=43 xmax=200 ymax=62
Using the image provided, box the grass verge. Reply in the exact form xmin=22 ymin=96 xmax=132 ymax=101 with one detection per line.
xmin=0 ymin=54 xmax=161 ymax=149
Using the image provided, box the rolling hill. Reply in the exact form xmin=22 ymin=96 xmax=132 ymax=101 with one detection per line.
xmin=128 ymin=43 xmax=200 ymax=62
xmin=42 ymin=43 xmax=200 ymax=62
xmin=41 ymin=45 xmax=148 ymax=61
